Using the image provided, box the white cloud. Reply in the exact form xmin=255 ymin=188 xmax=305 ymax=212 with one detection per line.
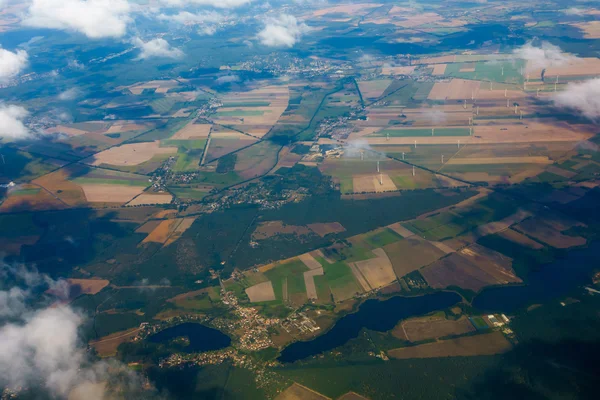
xmin=23 ymin=0 xmax=132 ymax=39
xmin=0 ymin=48 xmax=28 ymax=83
xmin=132 ymin=37 xmax=184 ymax=60
xmin=553 ymin=78 xmax=600 ymax=121
xmin=0 ymin=264 xmax=161 ymax=399
xmin=513 ymin=41 xmax=574 ymax=72
xmin=159 ymin=0 xmax=253 ymax=9
xmin=0 ymin=105 xmax=30 ymax=139
xmin=258 ymin=14 xmax=310 ymax=47
xmin=58 ymin=87 xmax=82 ymax=101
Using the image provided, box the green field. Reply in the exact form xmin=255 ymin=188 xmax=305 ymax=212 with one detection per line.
xmin=264 ymin=260 xmax=309 ymax=302
xmin=150 ymin=97 xmax=178 ymax=114
xmin=363 ymin=228 xmax=403 ymax=248
xmin=373 ymin=128 xmax=470 ymax=137
xmin=322 ymin=260 xmax=362 ymax=301
xmin=161 ymin=139 xmax=207 ymax=150
xmin=443 ymin=60 xmax=526 ymax=84
xmin=173 ymin=153 xmax=202 ymax=172
xmin=215 ymin=110 xmax=265 ymax=117
xmin=170 ymin=187 xmax=210 ymax=200
xmin=9 ymin=188 xmax=41 ymax=196
xmin=222 ymin=101 xmax=271 ymax=107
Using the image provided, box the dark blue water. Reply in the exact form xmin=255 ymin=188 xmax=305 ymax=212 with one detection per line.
xmin=278 ymin=291 xmax=461 ymax=363
xmin=473 ymin=241 xmax=600 ymax=313
xmin=148 ymin=323 xmax=231 ymax=353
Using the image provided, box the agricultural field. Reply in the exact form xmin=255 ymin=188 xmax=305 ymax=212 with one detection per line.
xmin=421 ymin=244 xmax=521 ymax=292
xmin=0 ymin=183 xmax=65 ymax=212
xmin=230 ymin=140 xmax=282 ymax=179
xmin=32 ymin=164 xmax=150 ymax=206
xmin=140 ymin=217 xmax=196 ymax=246
xmin=275 ymin=382 xmax=329 ymax=400
xmin=212 ymin=85 xmax=289 ymax=138
xmin=87 ymin=141 xmax=177 ymax=167
xmin=246 ymin=281 xmax=277 ymax=303
xmin=384 ymin=237 xmax=447 ymax=278
xmin=388 ymin=331 xmax=512 ymax=359
xmin=264 ymin=259 xmax=310 ymax=306
xmin=350 ymin=248 xmax=397 ymax=291
xmin=204 ymin=126 xmax=258 ymax=163
xmin=393 ymin=315 xmax=475 ymax=342
xmin=513 ymin=217 xmax=586 ymax=249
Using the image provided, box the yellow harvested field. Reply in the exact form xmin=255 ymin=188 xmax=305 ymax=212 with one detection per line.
xmin=127 ymin=193 xmax=173 ymax=206
xmin=142 ymin=219 xmax=176 ymax=244
xmin=304 ymin=267 xmax=324 ymax=300
xmin=90 ymin=141 xmax=177 ymax=166
xmin=171 ymin=121 xmax=212 ymax=139
xmin=429 ymin=241 xmax=456 ymax=254
xmin=312 ymin=3 xmax=381 ymax=17
xmin=572 ymin=21 xmax=600 ymax=38
xmin=349 ymin=262 xmax=371 ymax=292
xmin=415 ymin=55 xmax=456 ymax=64
xmin=164 ymin=217 xmax=197 ymax=246
xmin=81 ymin=184 xmax=144 ymax=203
xmin=475 ymin=88 xmax=527 ymax=100
xmin=352 ymin=248 xmax=396 ymax=290
xmin=428 ymin=79 xmax=481 ymax=100
xmin=299 ymin=253 xmax=322 ymax=270
xmin=526 ymin=57 xmax=600 ymax=77
xmin=352 ymin=174 xmax=397 ymax=193
xmin=246 ymin=281 xmax=276 ymax=302
xmin=446 ymin=156 xmax=552 ymax=165
xmin=388 ymin=222 xmax=415 ymax=238
xmin=388 ymin=331 xmax=511 ymax=359
xmin=381 ymin=66 xmax=416 ymax=75
xmin=68 ymin=279 xmax=110 ymax=295
xmin=275 ymin=383 xmax=330 ymax=400
xmin=46 ymin=125 xmax=88 ymax=136
xmin=431 ymin=64 xmax=447 ymax=75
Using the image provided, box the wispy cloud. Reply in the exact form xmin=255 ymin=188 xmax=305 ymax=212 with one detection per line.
xmin=159 ymin=0 xmax=253 ymax=9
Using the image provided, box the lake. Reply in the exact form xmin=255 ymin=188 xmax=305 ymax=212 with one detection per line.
xmin=278 ymin=291 xmax=461 ymax=363
xmin=473 ymin=241 xmax=600 ymax=313
xmin=148 ymin=322 xmax=231 ymax=353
